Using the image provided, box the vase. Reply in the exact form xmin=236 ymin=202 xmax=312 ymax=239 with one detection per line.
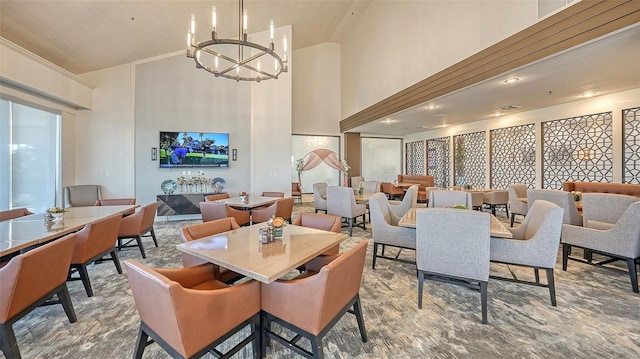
xmin=51 ymin=213 xmax=64 ymax=222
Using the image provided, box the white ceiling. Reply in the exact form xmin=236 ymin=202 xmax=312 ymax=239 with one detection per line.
xmin=1 ymin=1 xmax=638 ymax=136
xmin=0 ymin=0 xmax=366 ymax=74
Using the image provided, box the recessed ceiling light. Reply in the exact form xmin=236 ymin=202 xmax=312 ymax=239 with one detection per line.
xmin=500 ymin=105 xmax=522 ymax=111
xmin=581 ymin=91 xmax=597 ymax=98
xmin=381 ymin=118 xmax=395 ymax=124
xmin=504 ymin=77 xmax=519 ymax=84
xmin=425 ymin=104 xmax=438 ymax=110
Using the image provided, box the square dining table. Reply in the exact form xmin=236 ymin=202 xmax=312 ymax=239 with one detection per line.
xmin=177 ymin=223 xmax=347 ymax=284
xmin=398 ymin=207 xmax=513 ymax=238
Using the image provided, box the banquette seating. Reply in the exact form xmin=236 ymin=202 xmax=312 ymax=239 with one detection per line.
xmin=563 ymin=181 xmax=640 ymax=198
xmin=396 ymin=175 xmax=435 ymax=202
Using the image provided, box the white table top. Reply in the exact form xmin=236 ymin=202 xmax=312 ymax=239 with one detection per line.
xmin=1 ymin=205 xmax=138 ymax=257
xmin=397 ymin=207 xmax=513 ymax=238
xmin=177 ymin=223 xmax=347 ymax=284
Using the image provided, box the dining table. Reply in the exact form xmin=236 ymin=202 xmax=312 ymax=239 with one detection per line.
xmin=177 ymin=223 xmax=347 ymax=284
xmin=212 ymin=195 xmax=280 ymax=224
xmin=397 ymin=207 xmax=513 ymax=238
xmin=0 ymin=205 xmax=139 ymax=257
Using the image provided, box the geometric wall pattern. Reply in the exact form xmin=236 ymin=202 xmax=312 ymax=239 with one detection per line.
xmin=405 ymin=140 xmax=425 ymax=175
xmin=453 ymin=131 xmax=486 ymax=188
xmin=426 ymin=136 xmax=451 ymax=188
xmin=623 ymin=107 xmax=640 ymax=184
xmin=542 ymin=112 xmax=613 ymax=189
xmin=490 ymin=124 xmax=536 ymax=190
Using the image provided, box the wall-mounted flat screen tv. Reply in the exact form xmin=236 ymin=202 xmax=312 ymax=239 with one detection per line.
xmin=159 ymin=131 xmax=229 ymax=168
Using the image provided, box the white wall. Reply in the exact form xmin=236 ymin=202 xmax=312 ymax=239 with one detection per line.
xmin=339 ymin=0 xmax=538 ymax=119
xmin=404 ymin=88 xmax=640 ymax=187
xmin=0 ymin=38 xmax=93 ymax=110
xmin=292 ymin=42 xmax=341 ymax=135
xmin=76 ymin=64 xmax=135 ymax=198
xmin=252 ymin=26 xmax=294 ymax=196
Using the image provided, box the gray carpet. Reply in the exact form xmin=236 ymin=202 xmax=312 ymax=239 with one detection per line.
xmin=10 ymin=202 xmax=640 ymax=358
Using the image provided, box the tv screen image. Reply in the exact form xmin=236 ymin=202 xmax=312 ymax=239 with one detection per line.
xmin=159 ymin=131 xmax=229 ymax=168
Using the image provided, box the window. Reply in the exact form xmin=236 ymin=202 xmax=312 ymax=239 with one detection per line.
xmin=0 ymin=99 xmax=60 ymax=213
xmin=362 ymin=137 xmax=402 ymax=182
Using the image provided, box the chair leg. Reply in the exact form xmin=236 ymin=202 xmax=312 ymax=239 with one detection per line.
xmin=310 ymin=336 xmax=324 ymax=359
xmin=150 ymin=227 xmax=158 ymax=247
xmin=480 ymin=281 xmax=488 ymax=324
xmin=348 ymin=218 xmax=353 ymax=237
xmin=372 ymin=243 xmax=378 ymax=269
xmin=353 ymin=296 xmax=368 ymax=342
xmin=133 ymin=326 xmax=149 ymax=359
xmin=504 ymin=205 xmax=509 ymax=219
xmin=626 ymin=258 xmax=639 ymax=293
xmin=135 ymin=236 xmax=147 ymax=258
xmin=110 ymin=249 xmax=122 ymax=274
xmin=74 ymin=264 xmax=93 ymax=297
xmin=546 ymin=268 xmax=557 ymax=306
xmin=562 ymin=243 xmax=570 ymax=271
xmin=261 ymin=316 xmax=270 ymax=358
xmin=534 ymin=268 xmax=540 ymax=283
xmin=510 ymin=213 xmax=515 ymax=227
xmin=0 ymin=323 xmax=20 ymax=359
xmin=251 ymin=315 xmax=260 ymax=359
xmin=417 ymin=270 xmax=424 ymax=309
xmin=57 ymin=284 xmax=77 ymax=323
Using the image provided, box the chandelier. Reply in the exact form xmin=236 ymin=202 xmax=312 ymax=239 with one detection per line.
xmin=186 ymin=0 xmax=288 ymax=82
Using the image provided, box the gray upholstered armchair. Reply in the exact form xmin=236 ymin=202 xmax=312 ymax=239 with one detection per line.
xmin=490 ymin=200 xmax=564 ymax=306
xmin=369 ymin=193 xmax=416 ymax=268
xmin=312 ymin=182 xmax=328 ymax=214
xmin=64 ymin=184 xmax=102 ymax=207
xmin=416 ymin=208 xmax=491 ymax=324
xmin=327 ymin=186 xmax=366 ymax=236
xmin=581 ymin=193 xmax=638 ymax=230
xmin=527 ymin=189 xmax=582 ymax=226
xmin=562 ymin=201 xmax=640 ymax=293
xmin=508 ymin=183 xmax=528 ymax=227
xmin=428 ymin=190 xmax=472 ymax=208
xmin=360 ymin=181 xmax=380 ymax=193
xmin=389 ymin=185 xmax=418 ymax=217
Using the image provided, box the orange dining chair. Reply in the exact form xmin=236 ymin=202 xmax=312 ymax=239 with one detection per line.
xmin=204 ymin=193 xmax=231 ymax=201
xmin=251 ymin=201 xmax=277 ymax=224
xmin=0 ymin=208 xmax=33 ymax=221
xmin=94 ymin=198 xmax=136 ymax=215
xmin=292 ymin=212 xmax=342 ymax=255
xmin=200 ymin=201 xmax=250 ymax=226
xmin=125 ymin=260 xmax=261 ymax=359
xmin=117 ymin=202 xmax=159 ymax=258
xmin=180 ymin=218 xmax=244 ymax=283
xmin=1 ymin=234 xmax=77 ymax=358
xmin=274 ymin=197 xmax=295 ymax=223
xmin=68 ymin=214 xmax=122 ymax=297
xmin=260 ymin=241 xmax=368 ymax=359
xmin=94 ymin=198 xmax=136 ymax=206
xmin=291 ymin=182 xmax=302 ymax=204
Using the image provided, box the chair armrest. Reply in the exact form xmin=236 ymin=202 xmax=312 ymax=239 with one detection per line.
xmin=154 ymin=263 xmax=218 ymax=288
xmin=304 ymin=253 xmax=341 ymax=272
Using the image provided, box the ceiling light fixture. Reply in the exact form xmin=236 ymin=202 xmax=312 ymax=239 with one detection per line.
xmin=504 ymin=77 xmax=519 ymax=84
xmin=581 ymin=91 xmax=597 ymax=98
xmin=426 ymin=104 xmax=438 ymax=110
xmin=186 ymin=0 xmax=288 ymax=82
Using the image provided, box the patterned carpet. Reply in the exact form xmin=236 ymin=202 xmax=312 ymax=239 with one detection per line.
xmin=11 ymin=201 xmax=640 ymax=358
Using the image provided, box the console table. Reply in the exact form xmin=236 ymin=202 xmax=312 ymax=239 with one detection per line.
xmin=157 ymin=193 xmax=224 ymax=216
